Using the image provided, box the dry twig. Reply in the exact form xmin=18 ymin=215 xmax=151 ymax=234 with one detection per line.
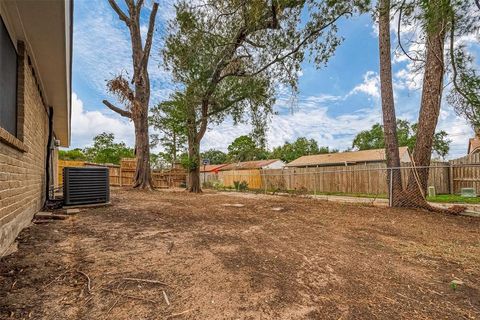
xmin=122 ymin=277 xmax=168 ymax=286
xmin=167 ymin=309 xmax=194 ymax=319
xmin=101 ymin=288 xmax=157 ymax=304
xmin=162 ymin=290 xmax=170 ymax=306
xmin=77 ymin=270 xmax=92 ymax=293
xmin=36 ymin=270 xmax=69 ymax=292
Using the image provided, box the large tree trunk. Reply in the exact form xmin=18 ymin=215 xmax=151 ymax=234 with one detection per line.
xmin=188 ymin=139 xmax=201 ymax=193
xmin=397 ymin=1 xmax=464 ymax=214
xmin=105 ymin=0 xmax=158 ymax=190
xmin=378 ymin=0 xmax=403 ymax=206
xmin=407 ymin=1 xmax=447 ymax=194
xmin=133 ymin=113 xmax=153 ymax=189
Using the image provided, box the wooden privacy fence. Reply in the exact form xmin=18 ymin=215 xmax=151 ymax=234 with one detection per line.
xmin=217 ymin=170 xmax=263 ymax=189
xmin=57 ymin=158 xmax=186 ymax=188
xmin=59 ymin=156 xmax=480 ymax=194
xmin=58 ymin=160 xmax=85 ymax=186
xmin=450 ymin=153 xmax=480 ymax=194
xmin=262 ymin=164 xmax=389 ymax=195
xmin=57 ymin=160 xmax=120 ymax=187
xmin=119 ymin=158 xmax=186 ymax=188
xmin=215 ymin=161 xmax=459 ymax=195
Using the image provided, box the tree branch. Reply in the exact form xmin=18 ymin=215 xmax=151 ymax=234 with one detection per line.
xmin=219 ymin=10 xmax=351 ymax=82
xmin=397 ymin=0 xmax=425 ymax=63
xmin=142 ymin=2 xmax=159 ymax=67
xmin=103 ymin=100 xmax=132 ymax=118
xmin=108 ymin=0 xmax=131 ymax=25
xmin=449 ymin=13 xmax=477 ymax=108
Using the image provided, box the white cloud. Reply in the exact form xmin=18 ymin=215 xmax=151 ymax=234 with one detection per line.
xmin=201 ymin=97 xmax=380 ymax=153
xmin=436 ymin=105 xmax=473 ymax=160
xmin=70 ymin=93 xmax=134 ymax=148
xmin=348 ymin=71 xmax=380 ymax=99
xmin=74 ymin=1 xmax=172 ymax=105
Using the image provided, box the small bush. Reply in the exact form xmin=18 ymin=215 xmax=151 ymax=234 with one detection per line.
xmin=239 ymin=180 xmax=248 ymax=191
xmin=212 ymin=180 xmax=224 ymax=190
xmin=234 ymin=180 xmax=248 ymax=192
xmin=202 ymin=181 xmax=214 ymax=189
xmin=233 ymin=181 xmax=241 ymax=191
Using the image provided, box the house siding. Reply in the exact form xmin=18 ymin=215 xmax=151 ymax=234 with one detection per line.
xmin=0 ymin=45 xmax=49 ymax=256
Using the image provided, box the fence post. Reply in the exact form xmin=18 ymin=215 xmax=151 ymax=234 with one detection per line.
xmin=388 ymin=168 xmax=393 ymax=207
xmin=264 ymin=171 xmax=267 ymax=194
xmin=449 ymin=162 xmax=454 ymax=194
xmin=313 ymin=172 xmax=317 ymax=195
xmin=120 ymin=166 xmax=123 ymax=187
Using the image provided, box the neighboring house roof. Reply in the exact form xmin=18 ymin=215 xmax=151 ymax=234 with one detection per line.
xmin=468 ymin=138 xmax=480 ymax=154
xmin=200 ymin=164 xmax=228 ymax=172
xmin=220 ymin=159 xmax=282 ymax=171
xmin=2 ymin=0 xmax=73 ymax=146
xmin=286 ymin=147 xmax=410 ymax=167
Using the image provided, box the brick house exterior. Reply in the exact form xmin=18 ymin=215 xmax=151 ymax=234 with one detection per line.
xmin=0 ymin=1 xmax=72 ymax=256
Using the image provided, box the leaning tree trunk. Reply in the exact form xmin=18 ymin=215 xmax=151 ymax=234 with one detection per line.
xmin=398 ymin=2 xmax=464 ymax=214
xmin=378 ymin=0 xmax=403 ymax=206
xmin=407 ymin=2 xmax=447 ymax=194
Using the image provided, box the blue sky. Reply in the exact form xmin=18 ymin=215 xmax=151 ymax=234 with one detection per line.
xmin=71 ymin=0 xmax=478 ymax=159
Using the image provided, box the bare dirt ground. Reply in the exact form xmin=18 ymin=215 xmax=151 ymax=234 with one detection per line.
xmin=1 ymin=188 xmax=479 ymax=320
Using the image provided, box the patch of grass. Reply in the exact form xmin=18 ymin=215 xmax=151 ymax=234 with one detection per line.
xmin=312 ymin=192 xmax=388 ymax=199
xmin=427 ymin=194 xmax=480 ymax=204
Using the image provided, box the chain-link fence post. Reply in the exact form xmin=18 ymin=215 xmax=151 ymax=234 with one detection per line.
xmin=388 ymin=168 xmax=393 ymax=207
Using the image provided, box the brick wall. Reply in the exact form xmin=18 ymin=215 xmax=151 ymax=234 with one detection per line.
xmin=0 ymin=45 xmax=49 ymax=256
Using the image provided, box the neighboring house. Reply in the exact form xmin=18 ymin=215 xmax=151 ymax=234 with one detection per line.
xmin=286 ymin=147 xmax=411 ymax=168
xmin=218 ymin=160 xmax=285 ymax=189
xmin=467 ymin=130 xmax=480 ymax=154
xmin=0 ymin=0 xmax=73 ymax=256
xmin=220 ymin=159 xmax=285 ymax=171
xmin=200 ymin=164 xmax=229 ymax=184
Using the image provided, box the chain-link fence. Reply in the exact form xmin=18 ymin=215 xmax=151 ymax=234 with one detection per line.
xmin=203 ymin=163 xmax=480 ymax=207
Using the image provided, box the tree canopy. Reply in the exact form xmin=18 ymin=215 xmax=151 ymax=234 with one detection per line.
xmin=58 ymin=148 xmax=86 ymax=161
xmin=150 ymin=100 xmax=187 ymax=166
xmin=200 ymin=149 xmax=228 ymax=165
xmin=83 ymin=132 xmax=134 ymax=165
xmin=352 ymin=120 xmax=451 ymax=158
xmin=227 ymin=135 xmax=269 ymax=162
xmin=163 ymin=0 xmax=369 ymax=192
xmin=271 ymin=137 xmax=336 ymax=163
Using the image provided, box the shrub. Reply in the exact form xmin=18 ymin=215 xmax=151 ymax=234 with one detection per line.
xmin=234 ymin=180 xmax=248 ymax=192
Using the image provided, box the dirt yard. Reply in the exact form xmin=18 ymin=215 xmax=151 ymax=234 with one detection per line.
xmin=1 ymin=188 xmax=479 ymax=319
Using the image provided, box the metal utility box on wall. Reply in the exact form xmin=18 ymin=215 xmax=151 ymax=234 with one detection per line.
xmin=63 ymin=167 xmax=110 ymax=206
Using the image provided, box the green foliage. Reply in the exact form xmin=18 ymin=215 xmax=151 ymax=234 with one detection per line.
xmin=163 ymin=0 xmax=369 ymax=179
xmin=352 ymin=120 xmax=451 ymax=158
xmin=227 ymin=135 xmax=269 ymax=162
xmin=150 ymin=153 xmax=171 ymax=170
xmin=448 ymin=47 xmax=480 ymax=129
xmin=427 ymin=194 xmax=480 ymax=204
xmin=450 ymin=281 xmax=458 ymax=291
xmin=150 ymin=100 xmax=187 ymax=166
xmin=83 ymin=132 xmax=134 ymax=165
xmin=233 ymin=180 xmax=248 ymax=192
xmin=58 ymin=148 xmax=86 ymax=161
xmin=179 ymin=152 xmax=195 ymax=170
xmin=398 ymin=0 xmax=480 ymax=131
xmin=201 ymin=149 xmax=227 ymax=165
xmin=212 ymin=180 xmax=225 ymax=190
xmin=271 ymin=137 xmax=336 ymax=163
